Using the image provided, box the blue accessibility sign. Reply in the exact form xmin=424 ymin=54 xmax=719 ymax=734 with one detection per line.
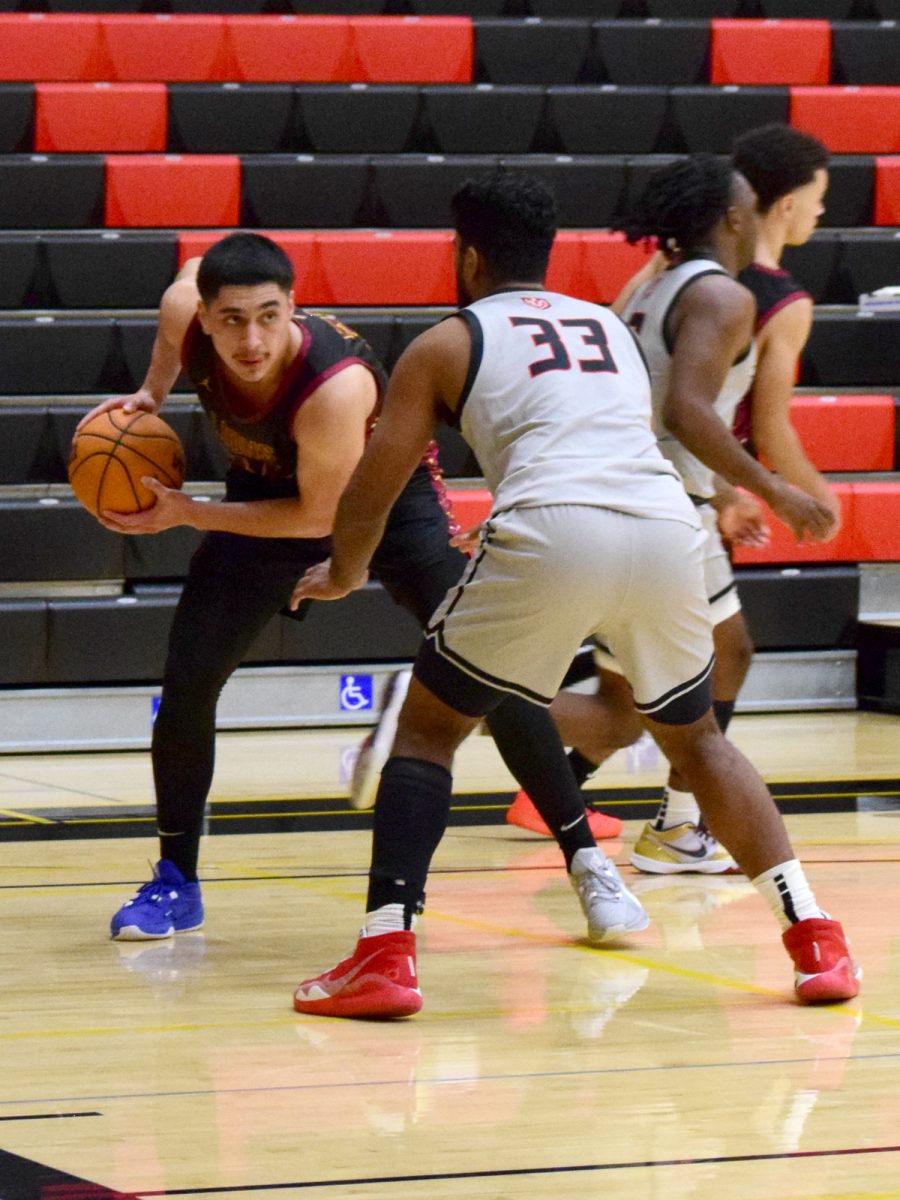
xmin=339 ymin=674 xmax=374 ymax=712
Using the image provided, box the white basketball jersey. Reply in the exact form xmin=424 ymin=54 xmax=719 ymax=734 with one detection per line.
xmin=455 ymin=289 xmax=698 ymax=527
xmin=620 ymin=259 xmax=757 ymax=500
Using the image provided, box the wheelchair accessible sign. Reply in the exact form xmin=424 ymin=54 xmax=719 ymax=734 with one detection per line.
xmin=340 ymin=674 xmax=374 ymax=712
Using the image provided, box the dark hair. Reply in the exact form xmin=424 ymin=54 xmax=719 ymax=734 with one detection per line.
xmin=196 ymin=232 xmax=294 ymax=304
xmin=451 ymin=172 xmax=557 ymax=282
xmin=732 ymin=124 xmax=829 ymax=212
xmin=614 ymin=155 xmax=736 ymax=254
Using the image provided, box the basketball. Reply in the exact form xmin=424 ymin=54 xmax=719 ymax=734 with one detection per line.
xmin=68 ymin=409 xmax=186 ymax=518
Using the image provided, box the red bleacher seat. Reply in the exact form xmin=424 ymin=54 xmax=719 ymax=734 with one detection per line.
xmin=546 ymin=233 xmax=655 ymax=305
xmin=106 ymin=155 xmax=240 ymax=227
xmin=0 ymin=14 xmax=104 ymax=82
xmin=226 ymin=17 xmax=355 ymax=84
xmin=178 ymin=231 xmax=324 ymax=298
xmin=99 ymin=14 xmax=230 ymax=83
xmin=35 ymin=84 xmax=167 ymax=153
xmin=711 ymin=19 xmax=830 ymax=86
xmin=790 ymin=87 xmax=900 ymax=154
xmin=312 ymin=231 xmax=455 ymax=305
xmin=789 ymin=394 xmax=895 ymax=472
xmin=352 ymin=17 xmax=473 ymax=84
xmin=874 ymin=157 xmax=900 ymax=226
xmin=447 ymin=487 xmax=491 ymax=533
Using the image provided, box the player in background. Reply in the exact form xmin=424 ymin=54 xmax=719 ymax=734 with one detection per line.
xmin=289 ymin=172 xmax=858 ymax=1018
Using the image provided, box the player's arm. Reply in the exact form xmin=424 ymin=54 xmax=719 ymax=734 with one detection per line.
xmin=291 ymin=316 xmax=471 ymax=602
xmin=609 ymin=249 xmax=667 ymax=316
xmin=103 ymin=364 xmax=377 ymax=537
xmin=663 ymin=275 xmax=834 ymax=542
xmin=77 ymin=259 xmax=201 ymax=430
xmin=748 ymin=298 xmax=841 ymax=539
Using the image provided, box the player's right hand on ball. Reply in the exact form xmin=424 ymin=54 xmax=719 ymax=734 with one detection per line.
xmin=76 ymin=390 xmax=159 ymax=432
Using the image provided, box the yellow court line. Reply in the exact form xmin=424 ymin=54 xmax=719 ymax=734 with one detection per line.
xmin=0 ymin=808 xmax=55 ymax=825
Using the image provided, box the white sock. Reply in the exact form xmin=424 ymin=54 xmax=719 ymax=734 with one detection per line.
xmin=655 ymin=787 xmax=701 ymax=830
xmin=752 ymin=860 xmax=824 ymax=932
xmin=364 ymin=903 xmax=409 ymax=937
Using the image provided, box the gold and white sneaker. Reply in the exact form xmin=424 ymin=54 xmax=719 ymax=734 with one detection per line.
xmin=630 ymin=821 xmax=739 ymax=875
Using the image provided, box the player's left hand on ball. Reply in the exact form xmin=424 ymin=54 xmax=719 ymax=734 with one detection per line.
xmin=99 ymin=476 xmax=192 ymax=534
xmin=290 ymin=559 xmax=367 ymax=607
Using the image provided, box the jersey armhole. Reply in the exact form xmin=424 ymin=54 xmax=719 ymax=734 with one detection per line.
xmin=443 ymin=310 xmax=482 ymax=428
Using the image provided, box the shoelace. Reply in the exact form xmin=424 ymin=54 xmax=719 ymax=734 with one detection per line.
xmin=580 ymin=861 xmax=622 ymax=900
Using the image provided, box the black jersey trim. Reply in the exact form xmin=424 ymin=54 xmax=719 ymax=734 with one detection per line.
xmin=634 ymin=652 xmax=714 ymax=725
xmin=709 ymin=580 xmax=738 ymax=606
xmin=416 ymin=629 xmax=554 ymax=714
xmin=661 ymin=267 xmax=727 ymax=356
xmin=450 ymin=309 xmax=483 ymax=429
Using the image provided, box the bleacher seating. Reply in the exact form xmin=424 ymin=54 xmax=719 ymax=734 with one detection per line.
xmin=0 ymin=3 xmax=897 ymax=714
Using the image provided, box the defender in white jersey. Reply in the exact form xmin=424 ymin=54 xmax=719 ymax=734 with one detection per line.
xmin=289 ymin=172 xmax=859 ymax=1017
xmin=528 ymin=158 xmax=836 ymax=876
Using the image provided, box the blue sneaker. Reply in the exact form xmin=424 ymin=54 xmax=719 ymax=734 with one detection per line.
xmin=110 ymin=859 xmax=204 ymax=941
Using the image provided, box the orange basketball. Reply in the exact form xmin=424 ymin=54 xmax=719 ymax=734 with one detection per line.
xmin=68 ymin=409 xmax=186 ymax=518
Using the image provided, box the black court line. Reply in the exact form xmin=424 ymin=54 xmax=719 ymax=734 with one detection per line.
xmin=0 ymin=1112 xmax=100 ymax=1122
xmin=136 ymin=1144 xmax=900 ymax=1196
xmin=0 ymin=1145 xmax=128 ymax=1200
xmin=1 ymin=779 xmax=898 ymax=842
xmin=7 ymin=1050 xmax=900 ymax=1111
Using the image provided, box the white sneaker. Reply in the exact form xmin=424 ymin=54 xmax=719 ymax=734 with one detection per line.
xmin=569 ymin=848 xmax=650 ymax=943
xmin=349 ymin=669 xmax=412 ymax=810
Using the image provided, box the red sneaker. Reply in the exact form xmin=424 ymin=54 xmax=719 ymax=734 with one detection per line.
xmin=293 ymin=930 xmax=422 ymax=1019
xmin=505 ymin=789 xmax=623 ymax=840
xmin=782 ymin=917 xmax=861 ymax=1005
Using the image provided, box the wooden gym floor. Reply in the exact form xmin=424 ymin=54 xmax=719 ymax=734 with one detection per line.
xmin=1 ymin=709 xmax=899 ymax=1199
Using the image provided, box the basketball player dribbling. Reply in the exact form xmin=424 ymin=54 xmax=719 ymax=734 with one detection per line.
xmin=289 ymin=172 xmax=860 ymax=1018
xmin=76 ymin=233 xmax=622 ymax=944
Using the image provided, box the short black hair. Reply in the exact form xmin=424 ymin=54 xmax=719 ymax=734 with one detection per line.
xmin=733 ymin=124 xmax=829 ymax=212
xmin=614 ymin=155 xmax=736 ymax=255
xmin=451 ymin=172 xmax=557 ymax=282
xmin=196 ymin=232 xmax=294 ymax=304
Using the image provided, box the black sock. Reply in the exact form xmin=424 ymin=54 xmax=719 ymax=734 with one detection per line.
xmin=158 ymin=833 xmax=201 ymax=883
xmin=713 ymin=699 xmax=735 ymax=734
xmin=568 ymin=747 xmax=599 ymax=788
xmin=367 ymin=756 xmax=453 ymax=926
xmin=487 ymin=696 xmax=595 ymax=868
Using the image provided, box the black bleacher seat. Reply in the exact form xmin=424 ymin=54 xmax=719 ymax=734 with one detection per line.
xmin=297 ymin=86 xmax=420 ymax=155
xmin=169 ymin=0 xmax=286 ymax=10
xmin=332 ymin=311 xmax=396 ymax=370
xmin=502 ymin=154 xmax=627 ymax=227
xmin=391 ymin=312 xmax=442 ymax=361
xmin=370 ymin=154 xmax=498 ymax=227
xmin=736 ymin=566 xmax=859 ymax=651
xmin=593 ymin=20 xmax=709 ymax=87
xmin=43 ymin=233 xmax=179 ymax=309
xmin=837 ymin=231 xmax=900 ymax=303
xmin=287 ymin=0 xmax=384 ymax=11
xmin=818 ymin=157 xmax=875 ymax=228
xmin=474 ymin=19 xmax=594 ymax=86
xmin=0 ymin=406 xmax=46 ymax=485
xmin=780 ymin=231 xmax=844 ymax=304
xmin=421 ymin=85 xmax=545 ymax=155
xmin=0 ymin=500 xmax=121 ymax=583
xmin=0 ymin=318 xmax=117 ymax=394
xmin=644 ymin=0 xmax=742 ymax=13
xmin=668 ymin=86 xmax=788 ymax=154
xmin=118 ymin=318 xmax=189 ymax=395
xmin=0 ymin=236 xmax=39 ymax=307
xmin=831 ymin=22 xmax=900 ymax=86
xmin=44 ymin=0 xmax=143 ymax=9
xmin=0 ymin=84 xmax=32 ymax=153
xmin=123 ymin=527 xmax=204 ymax=582
xmin=757 ymin=0 xmax=856 ymax=16
xmin=401 ymin=0 xmax=507 ymax=13
xmin=547 ymin=87 xmax=668 ymax=154
xmin=0 ymin=156 xmax=104 ymax=229
xmin=800 ymin=311 xmax=900 ymax=388
xmin=0 ymin=601 xmax=47 ymax=687
xmin=281 ymin=582 xmax=421 ymax=663
xmin=46 ymin=595 xmax=173 ymax=684
xmin=169 ymin=85 xmax=295 ymax=155
xmin=241 ymin=155 xmax=372 ymax=228
xmin=618 ymin=153 xmax=681 ymax=218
